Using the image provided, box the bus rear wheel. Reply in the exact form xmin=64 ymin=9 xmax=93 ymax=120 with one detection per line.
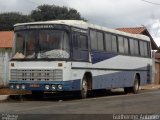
xmin=124 ymin=75 xmax=140 ymax=94
xmin=132 ymin=75 xmax=140 ymax=94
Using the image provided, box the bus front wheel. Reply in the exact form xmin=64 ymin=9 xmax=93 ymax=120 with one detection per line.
xmin=80 ymin=77 xmax=88 ymax=99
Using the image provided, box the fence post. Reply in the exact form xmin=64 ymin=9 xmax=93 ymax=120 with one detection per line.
xmin=152 ymin=51 xmax=155 ymax=84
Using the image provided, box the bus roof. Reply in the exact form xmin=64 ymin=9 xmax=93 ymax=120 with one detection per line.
xmin=14 ymin=20 xmax=150 ymax=41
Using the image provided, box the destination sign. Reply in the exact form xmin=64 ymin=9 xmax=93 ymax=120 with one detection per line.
xmin=14 ymin=24 xmax=69 ymax=31
xmin=71 ymin=27 xmax=88 ymax=33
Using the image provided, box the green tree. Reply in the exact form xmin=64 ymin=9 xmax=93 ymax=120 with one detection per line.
xmin=31 ymin=4 xmax=85 ymax=21
xmin=0 ymin=5 xmax=86 ymax=31
xmin=0 ymin=12 xmax=33 ymax=31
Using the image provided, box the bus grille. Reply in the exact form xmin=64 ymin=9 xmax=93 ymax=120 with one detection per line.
xmin=10 ymin=69 xmax=63 ymax=81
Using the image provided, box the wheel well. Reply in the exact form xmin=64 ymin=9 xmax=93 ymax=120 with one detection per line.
xmin=135 ymin=73 xmax=140 ymax=85
xmin=83 ymin=72 xmax=92 ymax=90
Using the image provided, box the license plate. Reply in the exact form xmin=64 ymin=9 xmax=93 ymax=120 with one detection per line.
xmin=29 ymin=84 xmax=40 ymax=88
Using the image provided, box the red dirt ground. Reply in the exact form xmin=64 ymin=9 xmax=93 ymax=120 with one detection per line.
xmin=0 ymin=88 xmax=31 ymax=95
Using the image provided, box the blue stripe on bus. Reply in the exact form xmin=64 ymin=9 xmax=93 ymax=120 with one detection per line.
xmin=9 ymin=79 xmax=81 ymax=91
xmin=91 ymin=51 xmax=118 ymax=64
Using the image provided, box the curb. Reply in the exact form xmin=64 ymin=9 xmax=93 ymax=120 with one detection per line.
xmin=140 ymin=85 xmax=160 ymax=90
xmin=0 ymin=95 xmax=9 ymax=101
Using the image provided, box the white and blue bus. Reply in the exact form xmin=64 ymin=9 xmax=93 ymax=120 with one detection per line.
xmin=9 ymin=20 xmax=152 ymax=98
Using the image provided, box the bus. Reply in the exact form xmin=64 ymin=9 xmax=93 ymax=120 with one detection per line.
xmin=9 ymin=20 xmax=152 ymax=98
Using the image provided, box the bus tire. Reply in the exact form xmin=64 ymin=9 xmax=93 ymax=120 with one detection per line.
xmin=80 ymin=76 xmax=88 ymax=99
xmin=124 ymin=75 xmax=140 ymax=94
xmin=131 ymin=75 xmax=140 ymax=94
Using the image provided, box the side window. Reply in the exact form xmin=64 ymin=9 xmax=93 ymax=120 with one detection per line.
xmin=118 ymin=36 xmax=124 ymax=53
xmin=134 ymin=40 xmax=139 ymax=55
xmin=15 ymin=32 xmax=25 ymax=54
xmin=80 ymin=35 xmax=88 ymax=50
xmin=144 ymin=42 xmax=148 ymax=57
xmin=148 ymin=42 xmax=151 ymax=57
xmin=140 ymin=41 xmax=145 ymax=56
xmin=97 ymin=32 xmax=104 ymax=51
xmin=129 ymin=39 xmax=135 ymax=55
xmin=63 ymin=32 xmax=70 ymax=53
xmin=124 ymin=38 xmax=129 ymax=54
xmin=105 ymin=33 xmax=112 ymax=52
xmin=73 ymin=34 xmax=79 ymax=49
xmin=111 ymin=35 xmax=118 ymax=53
xmin=72 ymin=32 xmax=89 ymax=61
xmin=90 ymin=29 xmax=104 ymax=51
xmin=90 ymin=30 xmax=97 ymax=50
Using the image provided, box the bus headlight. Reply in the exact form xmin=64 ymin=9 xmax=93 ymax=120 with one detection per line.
xmin=45 ymin=85 xmax=50 ymax=90
xmin=10 ymin=84 xmax=14 ymax=89
xmin=58 ymin=85 xmax=63 ymax=90
xmin=16 ymin=84 xmax=20 ymax=89
xmin=52 ymin=85 xmax=56 ymax=90
xmin=21 ymin=85 xmax=26 ymax=90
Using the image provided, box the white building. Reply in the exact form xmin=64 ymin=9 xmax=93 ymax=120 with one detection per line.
xmin=0 ymin=31 xmax=13 ymax=88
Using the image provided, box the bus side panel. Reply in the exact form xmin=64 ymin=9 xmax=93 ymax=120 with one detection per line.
xmin=92 ymin=70 xmax=148 ymax=90
xmin=91 ymin=71 xmax=133 ymax=90
xmin=139 ymin=71 xmax=148 ymax=85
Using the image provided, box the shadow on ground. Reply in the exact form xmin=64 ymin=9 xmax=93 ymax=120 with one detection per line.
xmin=6 ymin=89 xmax=127 ymax=102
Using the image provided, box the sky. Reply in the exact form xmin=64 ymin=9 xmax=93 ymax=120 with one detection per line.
xmin=0 ymin=0 xmax=160 ymax=46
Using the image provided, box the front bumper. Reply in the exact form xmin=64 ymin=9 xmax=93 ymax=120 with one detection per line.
xmin=9 ymin=80 xmax=81 ymax=91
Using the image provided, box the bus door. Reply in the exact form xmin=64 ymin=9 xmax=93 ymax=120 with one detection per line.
xmin=72 ymin=32 xmax=89 ymax=61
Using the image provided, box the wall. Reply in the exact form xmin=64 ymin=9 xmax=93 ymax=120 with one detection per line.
xmin=0 ymin=49 xmax=12 ymax=88
xmin=154 ymin=62 xmax=160 ymax=84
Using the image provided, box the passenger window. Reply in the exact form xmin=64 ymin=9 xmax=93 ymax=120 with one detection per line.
xmin=129 ymin=39 xmax=135 ymax=55
xmin=134 ymin=40 xmax=139 ymax=55
xmin=140 ymin=41 xmax=145 ymax=56
xmin=144 ymin=42 xmax=148 ymax=57
xmin=105 ymin=33 xmax=112 ymax=52
xmin=97 ymin=32 xmax=104 ymax=51
xmin=111 ymin=35 xmax=118 ymax=53
xmin=80 ymin=35 xmax=88 ymax=50
xmin=124 ymin=38 xmax=129 ymax=54
xmin=90 ymin=30 xmax=97 ymax=50
xmin=147 ymin=43 xmax=151 ymax=57
xmin=73 ymin=34 xmax=79 ymax=48
xmin=72 ymin=32 xmax=89 ymax=61
xmin=118 ymin=36 xmax=124 ymax=53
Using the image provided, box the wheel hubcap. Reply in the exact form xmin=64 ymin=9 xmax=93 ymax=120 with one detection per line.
xmin=135 ymin=80 xmax=139 ymax=91
xmin=82 ymin=80 xmax=87 ymax=96
xmin=83 ymin=80 xmax=87 ymax=91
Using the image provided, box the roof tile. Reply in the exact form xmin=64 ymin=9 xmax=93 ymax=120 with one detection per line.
xmin=116 ymin=27 xmax=146 ymax=34
xmin=0 ymin=31 xmax=14 ymax=48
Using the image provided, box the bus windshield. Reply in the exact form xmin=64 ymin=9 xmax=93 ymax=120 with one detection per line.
xmin=13 ymin=30 xmax=70 ymax=59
